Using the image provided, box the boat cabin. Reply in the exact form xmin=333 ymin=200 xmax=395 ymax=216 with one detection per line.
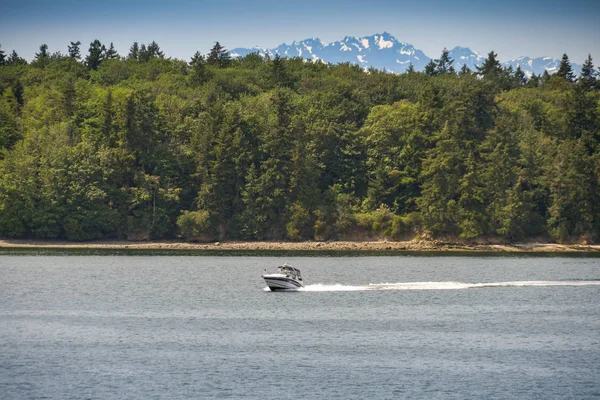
xmin=278 ymin=265 xmax=303 ymax=281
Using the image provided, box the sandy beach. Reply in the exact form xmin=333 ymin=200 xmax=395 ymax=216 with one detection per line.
xmin=1 ymin=239 xmax=599 ymax=252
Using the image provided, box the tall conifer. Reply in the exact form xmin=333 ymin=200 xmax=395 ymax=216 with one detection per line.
xmin=556 ymin=53 xmax=575 ymax=82
xmin=476 ymin=51 xmax=502 ymax=79
xmin=435 ymin=48 xmax=454 ymax=75
xmin=104 ymin=42 xmax=118 ymax=59
xmin=579 ymin=54 xmax=596 ymax=90
xmin=128 ymin=42 xmax=140 ymax=60
xmin=207 ymin=42 xmax=231 ymax=68
xmin=68 ymin=41 xmax=81 ymax=60
xmin=86 ymin=40 xmax=105 ymax=70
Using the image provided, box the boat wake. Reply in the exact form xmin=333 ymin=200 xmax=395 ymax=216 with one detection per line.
xmin=290 ymin=280 xmax=600 ymax=292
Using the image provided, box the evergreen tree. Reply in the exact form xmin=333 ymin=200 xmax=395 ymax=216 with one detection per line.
xmin=0 ymin=45 xmax=5 ymax=66
xmin=133 ymin=42 xmax=163 ymax=62
xmin=542 ymin=69 xmax=551 ymax=83
xmin=147 ymin=41 xmax=164 ymax=59
xmin=417 ymin=122 xmax=462 ymax=235
xmin=459 ymin=64 xmax=472 ymax=76
xmin=514 ymin=65 xmax=527 ymax=85
xmin=85 ymin=39 xmax=105 ymax=70
xmin=189 ymin=51 xmax=209 ymax=83
xmin=128 ymin=42 xmax=140 ymax=60
xmin=579 ymin=54 xmax=596 ymax=90
xmin=35 ymin=43 xmax=49 ymax=59
xmin=556 ymin=53 xmax=575 ymax=82
xmin=1 ymin=38 xmax=599 ymax=243
xmin=405 ymin=63 xmax=415 ymax=74
xmin=68 ymin=41 xmax=81 ymax=60
xmin=190 ymin=51 xmax=204 ymax=69
xmin=527 ymin=73 xmax=540 ymax=88
xmin=138 ymin=44 xmax=149 ymax=61
xmin=104 ymin=42 xmax=118 ymax=59
xmin=424 ymin=59 xmax=437 ymax=76
xmin=0 ymin=88 xmax=20 ymax=149
xmin=435 ymin=48 xmax=454 ymax=75
xmin=6 ymin=50 xmax=26 ymax=66
xmin=33 ymin=44 xmax=49 ymax=67
xmin=270 ymin=54 xmax=290 ymax=87
xmin=207 ymin=42 xmax=231 ymax=68
xmin=476 ymin=51 xmax=502 ymax=80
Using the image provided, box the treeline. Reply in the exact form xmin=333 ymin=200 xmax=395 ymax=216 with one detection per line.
xmin=0 ymin=40 xmax=599 ymax=243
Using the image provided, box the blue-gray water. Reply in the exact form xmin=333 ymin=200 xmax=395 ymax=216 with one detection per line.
xmin=1 ymin=254 xmax=600 ymax=399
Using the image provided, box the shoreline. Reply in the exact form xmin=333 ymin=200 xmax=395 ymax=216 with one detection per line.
xmin=1 ymin=239 xmax=599 ymax=253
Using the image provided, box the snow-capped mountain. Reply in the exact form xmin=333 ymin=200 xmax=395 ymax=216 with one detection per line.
xmin=230 ymin=33 xmax=582 ymax=77
xmin=503 ymin=56 xmax=580 ymax=78
xmin=231 ymin=32 xmax=431 ymax=73
xmin=448 ymin=46 xmax=486 ymax=72
xmin=447 ymin=48 xmax=581 ymax=77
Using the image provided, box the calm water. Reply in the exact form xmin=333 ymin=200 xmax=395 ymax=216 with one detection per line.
xmin=1 ymin=253 xmax=600 ymax=399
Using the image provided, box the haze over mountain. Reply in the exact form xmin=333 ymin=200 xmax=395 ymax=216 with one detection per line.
xmin=231 ymin=32 xmax=581 ymax=77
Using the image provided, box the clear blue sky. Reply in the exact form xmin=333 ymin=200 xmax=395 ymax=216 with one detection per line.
xmin=1 ymin=0 xmax=598 ymax=63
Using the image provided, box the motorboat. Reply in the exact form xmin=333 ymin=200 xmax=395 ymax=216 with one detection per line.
xmin=263 ymin=263 xmax=304 ymax=291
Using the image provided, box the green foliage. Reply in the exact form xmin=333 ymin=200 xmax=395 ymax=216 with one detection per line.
xmin=86 ymin=40 xmax=105 ymax=70
xmin=176 ymin=210 xmax=213 ymax=241
xmin=362 ymin=100 xmax=425 ymax=213
xmin=207 ymin=42 xmax=231 ymax=68
xmin=556 ymin=54 xmax=575 ymax=82
xmin=68 ymin=41 xmax=81 ymax=60
xmin=0 ymin=45 xmax=6 ymax=66
xmin=286 ymin=202 xmax=312 ymax=241
xmin=0 ymin=43 xmax=598 ymax=243
xmin=579 ymin=54 xmax=597 ymax=90
xmin=476 ymin=51 xmax=502 ymax=81
xmin=435 ymin=48 xmax=454 ymax=75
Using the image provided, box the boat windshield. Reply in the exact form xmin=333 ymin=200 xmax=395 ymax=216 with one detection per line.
xmin=278 ymin=266 xmax=299 ymax=277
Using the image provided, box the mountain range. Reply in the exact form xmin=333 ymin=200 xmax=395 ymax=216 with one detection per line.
xmin=230 ymin=32 xmax=580 ymax=77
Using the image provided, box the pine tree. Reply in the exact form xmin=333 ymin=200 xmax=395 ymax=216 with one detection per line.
xmin=514 ymin=65 xmax=527 ymax=85
xmin=86 ymin=40 xmax=105 ymax=70
xmin=476 ymin=51 xmax=502 ymax=80
xmin=527 ymin=73 xmax=540 ymax=88
xmin=542 ymin=70 xmax=551 ymax=83
xmin=33 ymin=44 xmax=49 ymax=67
xmin=207 ymin=42 xmax=231 ymax=68
xmin=424 ymin=59 xmax=437 ymax=76
xmin=417 ymin=122 xmax=462 ymax=235
xmin=138 ymin=44 xmax=149 ymax=61
xmin=7 ymin=50 xmax=26 ymax=66
xmin=68 ymin=41 xmax=81 ymax=60
xmin=128 ymin=42 xmax=140 ymax=60
xmin=190 ymin=51 xmax=204 ymax=69
xmin=147 ymin=41 xmax=164 ymax=59
xmin=556 ymin=53 xmax=575 ymax=82
xmin=405 ymin=63 xmax=415 ymax=74
xmin=0 ymin=45 xmax=5 ymax=66
xmin=190 ymin=51 xmax=209 ymax=83
xmin=104 ymin=42 xmax=118 ymax=59
xmin=435 ymin=48 xmax=454 ymax=75
xmin=35 ymin=43 xmax=49 ymax=59
xmin=270 ymin=54 xmax=289 ymax=87
xmin=579 ymin=54 xmax=596 ymax=90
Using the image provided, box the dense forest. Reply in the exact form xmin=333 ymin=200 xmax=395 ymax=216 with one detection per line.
xmin=0 ymin=41 xmax=599 ymax=243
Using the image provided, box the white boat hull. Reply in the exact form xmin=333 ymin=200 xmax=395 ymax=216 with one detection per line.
xmin=263 ymin=275 xmax=304 ymax=291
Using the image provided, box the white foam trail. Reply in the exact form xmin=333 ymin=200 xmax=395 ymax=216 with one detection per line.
xmin=292 ymin=280 xmax=600 ymax=292
xmin=298 ymin=283 xmax=366 ymax=292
